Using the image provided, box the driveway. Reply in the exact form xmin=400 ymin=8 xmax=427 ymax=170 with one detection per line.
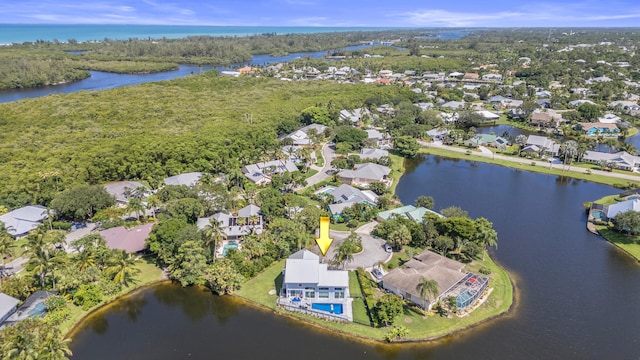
xmin=322 ymin=221 xmax=391 ymax=270
xmin=301 ymin=142 xmax=337 ymax=189
xmin=64 ymin=222 xmax=97 ymax=253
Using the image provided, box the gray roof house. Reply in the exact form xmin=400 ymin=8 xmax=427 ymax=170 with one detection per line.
xmin=0 ymin=205 xmax=48 ymax=238
xmin=323 ymin=184 xmax=378 ymax=220
xmin=348 ymin=148 xmax=389 ymax=161
xmin=381 ymin=250 xmax=467 ymax=310
xmin=163 ymin=172 xmax=203 ymax=187
xmin=99 ymin=223 xmax=153 ymax=253
xmin=365 ymin=129 xmax=391 ymax=148
xmin=0 ymin=293 xmax=20 ymax=325
xmin=582 ymin=151 xmax=640 ymax=171
xmin=243 ymin=159 xmax=299 ymax=185
xmin=282 ymin=124 xmax=327 ymax=146
xmin=338 ymin=163 xmax=391 ymax=187
xmin=103 ymin=181 xmax=148 ymax=204
xmin=602 ymin=199 xmax=640 ymax=220
xmin=197 ymin=204 xmax=263 ymax=239
xmin=339 ymin=108 xmax=371 ymax=124
xmin=279 ymin=250 xmax=352 ymax=321
xmin=441 ymin=101 xmax=465 ymax=110
xmin=525 ymin=135 xmax=561 ymax=156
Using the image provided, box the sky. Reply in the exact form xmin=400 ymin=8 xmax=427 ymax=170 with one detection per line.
xmin=1 ymin=0 xmax=640 ymax=27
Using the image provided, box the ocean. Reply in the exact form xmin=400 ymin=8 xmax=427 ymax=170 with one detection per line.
xmin=0 ymin=24 xmax=403 ymax=44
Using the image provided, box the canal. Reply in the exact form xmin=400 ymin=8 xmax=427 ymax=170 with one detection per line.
xmin=69 ymin=156 xmax=640 ymax=359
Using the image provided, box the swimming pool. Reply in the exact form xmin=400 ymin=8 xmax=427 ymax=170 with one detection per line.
xmin=28 ymin=302 xmax=47 ymax=317
xmin=222 ymin=241 xmax=239 ymax=256
xmin=311 ymin=303 xmax=343 ymax=314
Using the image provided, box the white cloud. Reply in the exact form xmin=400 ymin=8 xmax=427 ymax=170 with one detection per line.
xmin=389 ymin=5 xmax=640 ymax=27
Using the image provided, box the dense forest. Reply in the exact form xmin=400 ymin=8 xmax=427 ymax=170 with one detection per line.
xmin=0 ymin=73 xmax=415 ymax=207
xmin=0 ymin=29 xmax=426 ymax=89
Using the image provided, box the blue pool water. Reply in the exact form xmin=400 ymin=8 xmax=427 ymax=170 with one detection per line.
xmin=311 ymin=303 xmax=343 ymax=314
xmin=222 ymin=241 xmax=239 ymax=256
xmin=28 ymin=302 xmax=47 ymax=317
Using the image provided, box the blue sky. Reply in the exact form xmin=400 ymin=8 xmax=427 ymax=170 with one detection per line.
xmin=2 ymin=0 xmax=640 ymax=27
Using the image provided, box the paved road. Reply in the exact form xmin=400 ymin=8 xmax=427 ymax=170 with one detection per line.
xmin=63 ymin=223 xmax=97 ymax=253
xmin=419 ymin=141 xmax=640 ymax=183
xmin=323 ymin=221 xmax=391 ymax=270
xmin=301 ymin=142 xmax=337 ymax=189
xmin=1 ymin=256 xmax=29 ymax=277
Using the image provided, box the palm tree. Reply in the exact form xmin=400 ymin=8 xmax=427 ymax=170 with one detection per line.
xmin=40 ymin=326 xmax=73 ymax=359
xmin=27 ymin=244 xmax=66 ymax=289
xmin=416 ymin=277 xmax=439 ymax=317
xmin=201 ymin=218 xmax=226 ymax=262
xmin=127 ymin=198 xmax=145 ymax=220
xmin=105 ymin=250 xmax=140 ymax=287
xmin=146 ymin=195 xmax=161 ymax=220
xmin=560 ymin=140 xmax=578 ymax=170
xmin=389 ymin=225 xmax=412 ymax=250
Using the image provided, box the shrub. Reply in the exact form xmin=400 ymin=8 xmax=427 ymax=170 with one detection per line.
xmin=44 ymin=295 xmax=66 ymax=312
xmin=73 ymin=284 xmax=104 ymax=310
xmin=384 ymin=326 xmax=410 ymax=342
xmin=51 ymin=221 xmax=72 ymax=231
xmin=479 ymin=266 xmax=492 ymax=275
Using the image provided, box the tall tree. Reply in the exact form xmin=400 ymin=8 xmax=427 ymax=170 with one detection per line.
xmin=201 ymin=219 xmax=226 ymax=262
xmin=105 ymin=250 xmax=140 ymax=287
xmin=416 ymin=277 xmax=439 ymax=317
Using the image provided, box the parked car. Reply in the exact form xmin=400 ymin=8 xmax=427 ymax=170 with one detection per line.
xmin=371 ymin=267 xmax=384 ymax=280
xmin=384 ymin=243 xmax=392 ymax=252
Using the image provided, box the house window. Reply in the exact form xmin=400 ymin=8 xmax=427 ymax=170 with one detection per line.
xmin=334 ymin=288 xmax=344 ymax=299
xmin=289 ymin=289 xmax=302 ymax=298
xmin=305 ymin=287 xmax=315 ymax=298
xmin=318 ymin=287 xmax=329 ymax=298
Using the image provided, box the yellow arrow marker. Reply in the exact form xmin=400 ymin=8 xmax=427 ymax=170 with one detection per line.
xmin=315 ymin=216 xmax=334 ymax=256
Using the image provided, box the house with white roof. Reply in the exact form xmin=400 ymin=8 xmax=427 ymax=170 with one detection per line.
xmin=365 ymin=129 xmax=391 ymax=148
xmin=348 ymin=148 xmax=389 ymax=161
xmin=0 ymin=205 xmax=48 ymax=238
xmin=163 ymin=172 xmax=202 ymax=187
xmin=282 ymin=123 xmax=327 ymax=146
xmin=524 ymin=135 xmax=561 ymax=157
xmin=242 ymin=160 xmax=299 ymax=185
xmin=196 ymin=204 xmax=263 ymax=240
xmin=279 ymin=249 xmax=352 ymax=321
xmin=338 ymin=163 xmax=391 ymax=187
xmin=598 ymin=199 xmax=640 ymax=220
xmin=582 ymin=151 xmax=640 ymax=171
xmin=377 ymin=205 xmax=443 ymax=222
xmin=339 ymin=108 xmax=371 ymax=124
xmin=0 ymin=293 xmax=20 ymax=325
xmin=104 ymin=181 xmax=148 ymax=205
xmin=317 ymin=184 xmax=378 ymax=221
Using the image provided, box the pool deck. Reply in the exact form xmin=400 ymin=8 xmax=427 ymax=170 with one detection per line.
xmin=277 ymin=297 xmax=353 ymax=322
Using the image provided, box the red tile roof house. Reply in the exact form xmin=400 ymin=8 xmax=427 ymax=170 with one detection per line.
xmin=99 ymin=223 xmax=153 ymax=253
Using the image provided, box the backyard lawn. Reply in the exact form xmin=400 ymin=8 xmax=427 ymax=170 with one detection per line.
xmin=596 ymin=226 xmax=640 ymax=261
xmin=235 ymin=252 xmax=513 ymax=342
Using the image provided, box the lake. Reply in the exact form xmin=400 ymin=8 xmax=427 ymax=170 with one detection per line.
xmin=70 ymin=156 xmax=640 ymax=359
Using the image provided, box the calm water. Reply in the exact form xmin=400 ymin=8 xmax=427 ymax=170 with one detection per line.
xmin=0 ymin=44 xmax=385 ymax=103
xmin=0 ymin=25 xmax=400 ymax=44
xmin=70 ymin=156 xmax=640 ymax=359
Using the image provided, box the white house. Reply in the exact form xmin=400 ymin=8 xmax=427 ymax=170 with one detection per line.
xmin=242 ymin=159 xmax=299 ymax=185
xmin=103 ymin=181 xmax=148 ymax=205
xmin=338 ymin=163 xmax=391 ymax=187
xmin=0 ymin=205 xmax=48 ymax=238
xmin=0 ymin=293 xmax=20 ymax=324
xmin=163 ymin=172 xmax=202 ymax=187
xmin=279 ymin=250 xmax=352 ymax=321
xmin=348 ymin=148 xmax=389 ymax=161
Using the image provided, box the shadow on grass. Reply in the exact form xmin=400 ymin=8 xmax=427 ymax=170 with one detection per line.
xmin=274 ymin=272 xmax=284 ymax=295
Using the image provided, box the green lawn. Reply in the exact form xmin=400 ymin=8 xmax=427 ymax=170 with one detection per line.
xmin=303 ymin=168 xmax=319 ymax=180
xmin=235 ymin=252 xmax=513 ymax=342
xmin=235 ymin=259 xmax=284 ymax=310
xmin=387 ymin=153 xmax=406 ymax=194
xmin=595 ymin=226 xmax=640 ymax=261
xmin=62 ymin=258 xmax=163 ymax=337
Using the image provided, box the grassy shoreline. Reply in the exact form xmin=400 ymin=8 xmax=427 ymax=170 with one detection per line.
xmin=235 ymin=252 xmax=514 ymax=343
xmin=418 ymin=147 xmax=640 ymax=188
